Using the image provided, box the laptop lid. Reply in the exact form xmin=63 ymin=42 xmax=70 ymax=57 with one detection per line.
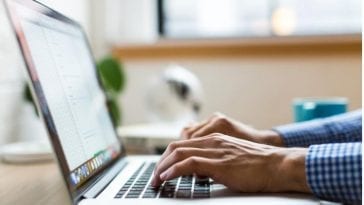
xmin=5 ymin=0 xmax=126 ymax=202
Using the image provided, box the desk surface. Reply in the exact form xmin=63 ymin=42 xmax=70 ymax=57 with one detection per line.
xmin=0 ymin=161 xmax=71 ymax=205
xmin=0 ymin=160 xmax=336 ymax=205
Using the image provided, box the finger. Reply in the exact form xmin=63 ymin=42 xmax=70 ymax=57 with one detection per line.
xmin=181 ymin=113 xmax=225 ymax=139
xmin=181 ymin=119 xmax=210 ymax=139
xmin=158 ymin=133 xmax=225 ymax=164
xmin=153 ymin=134 xmax=221 ymax=180
xmin=155 ymin=137 xmax=211 ymax=173
xmin=190 ymin=120 xmax=219 ymax=139
xmin=187 ymin=113 xmax=227 ymax=139
xmin=152 ymin=148 xmax=222 ymax=186
xmin=159 ymin=157 xmax=216 ymax=184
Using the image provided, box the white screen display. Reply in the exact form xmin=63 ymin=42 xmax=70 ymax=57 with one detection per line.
xmin=17 ymin=6 xmax=121 ymax=171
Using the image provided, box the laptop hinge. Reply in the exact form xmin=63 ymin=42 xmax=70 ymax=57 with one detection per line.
xmin=83 ymin=158 xmax=128 ymax=199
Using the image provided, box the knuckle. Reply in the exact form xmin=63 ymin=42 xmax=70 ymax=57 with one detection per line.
xmin=170 ymin=165 xmax=179 ymax=173
xmin=182 ymin=126 xmax=190 ymax=131
xmin=190 ymin=132 xmax=199 ymax=139
xmin=214 ymin=116 xmax=229 ymax=126
xmin=182 ymin=126 xmax=192 ymax=134
xmin=206 ymin=132 xmax=221 ymax=138
xmin=168 ymin=141 xmax=179 ymax=151
xmin=173 ymin=148 xmax=186 ymax=159
xmin=212 ymin=136 xmax=225 ymax=146
xmin=187 ymin=157 xmax=199 ymax=167
xmin=204 ymin=133 xmax=224 ymax=145
xmin=221 ymin=142 xmax=235 ymax=149
xmin=181 ymin=128 xmax=191 ymax=136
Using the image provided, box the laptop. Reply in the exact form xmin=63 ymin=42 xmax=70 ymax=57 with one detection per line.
xmin=4 ymin=0 xmax=318 ymax=204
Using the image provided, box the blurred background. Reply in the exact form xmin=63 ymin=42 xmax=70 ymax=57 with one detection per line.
xmin=0 ymin=0 xmax=361 ymax=145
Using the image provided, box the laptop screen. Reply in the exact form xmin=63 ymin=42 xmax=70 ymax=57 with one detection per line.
xmin=6 ymin=0 xmax=122 ymax=190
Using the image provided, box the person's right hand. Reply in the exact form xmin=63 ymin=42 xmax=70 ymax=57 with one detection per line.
xmin=181 ymin=113 xmax=285 ymax=147
xmin=152 ymin=133 xmax=310 ymax=194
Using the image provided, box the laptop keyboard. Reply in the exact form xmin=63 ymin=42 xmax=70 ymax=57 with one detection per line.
xmin=114 ymin=162 xmax=210 ymax=199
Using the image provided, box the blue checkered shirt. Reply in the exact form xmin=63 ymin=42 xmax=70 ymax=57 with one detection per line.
xmin=274 ymin=110 xmax=362 ymax=203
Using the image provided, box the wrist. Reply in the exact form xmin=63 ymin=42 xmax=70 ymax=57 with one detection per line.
xmin=257 ymin=130 xmax=285 ymax=147
xmin=272 ymin=148 xmax=311 ymax=193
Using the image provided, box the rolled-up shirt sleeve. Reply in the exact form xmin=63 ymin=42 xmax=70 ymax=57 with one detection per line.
xmin=306 ymin=142 xmax=362 ymax=203
xmin=274 ymin=110 xmax=362 ymax=147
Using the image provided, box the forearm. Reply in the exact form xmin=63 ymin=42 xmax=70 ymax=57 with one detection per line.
xmin=257 ymin=130 xmax=285 ymax=147
xmin=273 ymin=110 xmax=362 ymax=147
xmin=268 ymin=142 xmax=362 ymax=204
xmin=268 ymin=147 xmax=311 ymax=193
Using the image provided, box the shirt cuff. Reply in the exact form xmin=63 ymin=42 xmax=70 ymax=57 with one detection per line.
xmin=273 ymin=119 xmax=327 ymax=147
xmin=306 ymin=143 xmax=362 ymax=203
xmin=273 ymin=110 xmax=362 ymax=147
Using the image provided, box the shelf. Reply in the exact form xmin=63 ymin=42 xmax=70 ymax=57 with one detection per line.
xmin=112 ymin=35 xmax=361 ymax=59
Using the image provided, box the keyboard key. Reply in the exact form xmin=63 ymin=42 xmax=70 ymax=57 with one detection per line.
xmin=114 ymin=163 xmax=146 ymax=198
xmin=164 ymin=187 xmax=176 ymax=191
xmin=160 ymin=192 xmax=174 ymax=198
xmin=195 ymin=177 xmax=209 ymax=185
xmin=194 ymin=187 xmax=209 ymax=191
xmin=146 ymin=187 xmax=159 ymax=191
xmin=176 ymin=190 xmax=191 ymax=198
xmin=178 ymin=184 xmax=192 ymax=187
xmin=115 ymin=163 xmax=211 ymax=200
xmin=142 ymin=193 xmax=158 ymax=198
xmin=115 ymin=194 xmax=123 ymax=198
xmin=125 ymin=194 xmax=140 ymax=198
xmin=178 ymin=187 xmax=191 ymax=191
xmin=144 ymin=189 xmax=158 ymax=193
xmin=130 ymin=188 xmax=144 ymax=192
xmin=193 ymin=194 xmax=209 ymax=198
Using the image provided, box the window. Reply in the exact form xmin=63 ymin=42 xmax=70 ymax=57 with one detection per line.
xmin=159 ymin=0 xmax=361 ymax=39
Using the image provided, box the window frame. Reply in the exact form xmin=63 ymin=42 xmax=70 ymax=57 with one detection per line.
xmin=157 ymin=0 xmax=361 ymax=39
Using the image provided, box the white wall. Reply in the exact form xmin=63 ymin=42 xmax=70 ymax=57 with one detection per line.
xmin=0 ymin=0 xmax=360 ymax=142
xmin=0 ymin=1 xmax=24 ymax=144
xmin=120 ymin=52 xmax=361 ymax=129
xmin=37 ymin=0 xmax=90 ymax=34
xmin=105 ymin=0 xmax=158 ymax=44
xmin=86 ymin=1 xmax=361 ymax=129
xmin=88 ymin=0 xmax=158 ymax=59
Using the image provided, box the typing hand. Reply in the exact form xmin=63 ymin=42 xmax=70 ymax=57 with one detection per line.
xmin=182 ymin=113 xmax=284 ymax=147
xmin=151 ymin=134 xmax=311 ymax=193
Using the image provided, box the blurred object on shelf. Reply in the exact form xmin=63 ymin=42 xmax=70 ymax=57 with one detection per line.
xmin=145 ymin=65 xmax=204 ymax=126
xmin=293 ymin=97 xmax=348 ymax=122
xmin=0 ymin=140 xmax=53 ymax=163
xmin=118 ymin=123 xmax=181 ymax=154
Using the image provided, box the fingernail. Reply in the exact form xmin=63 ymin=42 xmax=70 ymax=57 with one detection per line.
xmin=160 ymin=171 xmax=168 ymax=180
xmin=151 ymin=178 xmax=156 ymax=186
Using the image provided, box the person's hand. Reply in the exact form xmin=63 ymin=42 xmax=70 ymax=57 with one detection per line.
xmin=182 ymin=113 xmax=285 ymax=147
xmin=151 ymin=133 xmax=311 ymax=193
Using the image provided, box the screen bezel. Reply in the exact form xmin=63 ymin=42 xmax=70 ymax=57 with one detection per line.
xmin=4 ymin=0 xmax=126 ymax=202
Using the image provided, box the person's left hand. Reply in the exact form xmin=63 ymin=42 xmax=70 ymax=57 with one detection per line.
xmin=151 ymin=133 xmax=311 ymax=193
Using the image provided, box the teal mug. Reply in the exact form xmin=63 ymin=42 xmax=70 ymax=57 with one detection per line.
xmin=293 ymin=97 xmax=348 ymax=122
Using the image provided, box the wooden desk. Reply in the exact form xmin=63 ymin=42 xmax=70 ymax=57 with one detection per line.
xmin=0 ymin=161 xmax=71 ymax=205
xmin=0 ymin=160 xmax=337 ymax=205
